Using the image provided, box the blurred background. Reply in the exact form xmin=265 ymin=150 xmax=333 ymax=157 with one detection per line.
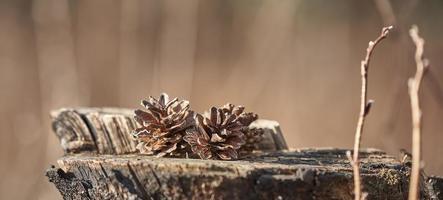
xmin=1 ymin=0 xmax=442 ymax=199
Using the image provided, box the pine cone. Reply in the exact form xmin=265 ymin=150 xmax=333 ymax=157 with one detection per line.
xmin=239 ymin=127 xmax=264 ymax=155
xmin=132 ymin=93 xmax=194 ymax=157
xmin=183 ymin=103 xmax=258 ymax=160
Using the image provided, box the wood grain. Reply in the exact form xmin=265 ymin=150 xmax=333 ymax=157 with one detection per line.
xmin=50 ymin=108 xmax=288 ymax=155
xmin=47 ymin=149 xmax=414 ymax=200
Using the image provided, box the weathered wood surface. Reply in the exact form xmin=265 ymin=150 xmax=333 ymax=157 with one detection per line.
xmin=48 ymin=148 xmax=414 ymax=200
xmin=48 ymin=108 xmax=443 ymax=199
xmin=50 ymin=108 xmax=288 ymax=154
xmin=427 ymin=175 xmax=443 ymax=199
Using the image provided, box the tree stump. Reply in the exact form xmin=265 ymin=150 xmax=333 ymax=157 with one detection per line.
xmin=47 ymin=108 xmax=443 ymax=200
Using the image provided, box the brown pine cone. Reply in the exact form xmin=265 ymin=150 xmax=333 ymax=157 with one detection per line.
xmin=132 ymin=93 xmax=194 ymax=157
xmin=239 ymin=127 xmax=264 ymax=155
xmin=183 ymin=103 xmax=259 ymax=160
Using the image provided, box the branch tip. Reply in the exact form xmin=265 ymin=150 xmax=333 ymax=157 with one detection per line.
xmin=382 ymin=25 xmax=394 ymax=36
xmin=364 ymin=100 xmax=374 ymax=116
xmin=423 ymin=59 xmax=430 ymax=70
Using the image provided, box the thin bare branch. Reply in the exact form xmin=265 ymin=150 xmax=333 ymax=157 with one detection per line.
xmin=348 ymin=26 xmax=393 ymax=200
xmin=408 ymin=25 xmax=429 ymax=200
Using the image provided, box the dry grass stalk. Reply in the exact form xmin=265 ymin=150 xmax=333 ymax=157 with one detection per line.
xmin=347 ymin=26 xmax=393 ymax=200
xmin=408 ymin=25 xmax=429 ymax=200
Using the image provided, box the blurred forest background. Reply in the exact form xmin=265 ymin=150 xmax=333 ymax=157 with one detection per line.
xmin=1 ymin=0 xmax=443 ymax=199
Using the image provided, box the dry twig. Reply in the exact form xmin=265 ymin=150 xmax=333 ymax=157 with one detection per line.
xmin=408 ymin=25 xmax=429 ymax=200
xmin=347 ymin=26 xmax=393 ymax=200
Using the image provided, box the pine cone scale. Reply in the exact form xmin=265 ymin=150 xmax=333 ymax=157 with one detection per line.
xmin=158 ymin=93 xmax=169 ymax=107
